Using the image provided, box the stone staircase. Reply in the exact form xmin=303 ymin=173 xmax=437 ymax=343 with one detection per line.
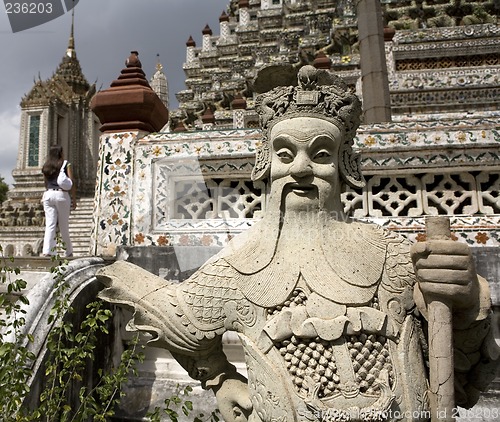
xmin=68 ymin=196 xmax=95 ymax=257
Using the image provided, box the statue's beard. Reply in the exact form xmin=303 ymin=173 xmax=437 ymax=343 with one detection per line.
xmin=223 ymin=176 xmax=384 ymax=307
xmin=223 ymin=177 xmax=336 ymax=275
xmin=266 ymin=176 xmax=342 ymax=227
xmin=259 ymin=177 xmax=343 ymax=256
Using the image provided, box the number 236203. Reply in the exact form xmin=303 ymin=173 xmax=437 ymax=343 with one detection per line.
xmin=5 ymin=3 xmax=54 ymax=14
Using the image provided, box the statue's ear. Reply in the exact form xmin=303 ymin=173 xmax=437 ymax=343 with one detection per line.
xmin=252 ymin=140 xmax=271 ymax=182
xmin=339 ymin=144 xmax=365 ymax=189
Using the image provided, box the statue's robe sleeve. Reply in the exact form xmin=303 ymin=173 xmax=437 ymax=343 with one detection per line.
xmin=387 ymin=235 xmax=500 ymax=409
xmin=97 ymin=259 xmax=245 ymax=389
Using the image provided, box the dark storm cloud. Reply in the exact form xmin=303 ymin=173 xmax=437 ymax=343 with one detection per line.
xmin=0 ymin=0 xmax=229 ymax=184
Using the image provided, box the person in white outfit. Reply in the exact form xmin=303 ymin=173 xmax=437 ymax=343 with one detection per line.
xmin=41 ymin=146 xmax=77 ymax=257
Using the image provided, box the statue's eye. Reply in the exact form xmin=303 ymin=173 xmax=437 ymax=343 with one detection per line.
xmin=276 ymin=149 xmax=294 ymax=163
xmin=313 ymin=149 xmax=332 ymax=162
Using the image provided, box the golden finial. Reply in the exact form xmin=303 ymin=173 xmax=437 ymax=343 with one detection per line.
xmin=156 ymin=54 xmax=163 ymax=72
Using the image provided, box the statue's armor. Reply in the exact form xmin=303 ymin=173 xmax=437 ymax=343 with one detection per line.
xmin=173 ymin=223 xmax=431 ymax=421
xmin=98 ymin=220 xmax=497 ymax=422
xmin=235 ymin=289 xmax=430 ymax=422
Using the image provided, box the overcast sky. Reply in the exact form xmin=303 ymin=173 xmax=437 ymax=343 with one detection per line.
xmin=0 ymin=0 xmax=230 ymax=186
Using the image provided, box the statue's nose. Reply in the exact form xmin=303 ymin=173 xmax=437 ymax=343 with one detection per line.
xmin=290 ymin=154 xmax=313 ymax=178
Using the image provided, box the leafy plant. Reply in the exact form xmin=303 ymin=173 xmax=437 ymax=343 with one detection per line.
xmin=0 ymin=247 xmax=220 ymax=421
xmin=147 ymin=384 xmax=220 ymax=422
xmin=0 ymin=248 xmax=145 ymax=421
xmin=0 ymin=175 xmax=8 ymax=204
xmin=0 ymin=245 xmax=35 ymax=417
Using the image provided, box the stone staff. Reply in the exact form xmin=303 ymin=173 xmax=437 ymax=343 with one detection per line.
xmin=425 ymin=216 xmax=455 ymax=422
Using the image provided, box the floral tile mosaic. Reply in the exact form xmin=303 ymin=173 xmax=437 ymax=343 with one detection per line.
xmin=355 ymin=118 xmax=500 ymax=149
xmin=392 ymin=23 xmax=499 ymax=46
xmin=369 ymin=216 xmax=500 ymax=247
xmin=91 ymin=131 xmax=147 ymax=256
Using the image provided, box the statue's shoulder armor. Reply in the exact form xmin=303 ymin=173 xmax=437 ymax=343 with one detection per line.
xmin=381 ymin=229 xmax=417 ymax=292
xmin=176 ymin=258 xmax=245 ymax=337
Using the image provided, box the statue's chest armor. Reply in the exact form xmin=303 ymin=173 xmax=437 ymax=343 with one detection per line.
xmin=274 ymin=332 xmax=395 ymax=401
xmin=259 ymin=287 xmax=399 ymax=415
xmin=238 ymin=284 xmax=430 ymax=422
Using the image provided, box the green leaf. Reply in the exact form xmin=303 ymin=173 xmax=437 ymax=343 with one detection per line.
xmin=0 ymin=343 xmax=11 ymax=357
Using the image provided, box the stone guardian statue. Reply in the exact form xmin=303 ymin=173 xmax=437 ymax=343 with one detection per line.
xmin=98 ymin=65 xmax=499 ymax=422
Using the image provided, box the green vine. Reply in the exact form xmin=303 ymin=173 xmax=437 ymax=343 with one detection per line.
xmin=0 ymin=248 xmax=145 ymax=421
xmin=146 ymin=384 xmax=220 ymax=422
xmin=0 ymin=245 xmax=35 ymax=418
xmin=0 ymin=246 xmax=219 ymax=421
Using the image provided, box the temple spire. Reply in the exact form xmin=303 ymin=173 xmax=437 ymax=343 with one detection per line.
xmin=52 ymin=4 xmax=90 ymax=96
xmin=150 ymin=54 xmax=169 ymax=111
xmin=66 ymin=6 xmax=76 ymax=58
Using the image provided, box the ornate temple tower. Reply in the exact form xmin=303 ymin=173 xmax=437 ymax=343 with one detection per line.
xmin=150 ymin=56 xmax=169 ymax=112
xmin=171 ymin=0 xmax=499 ymax=130
xmin=9 ymin=19 xmax=99 ymax=204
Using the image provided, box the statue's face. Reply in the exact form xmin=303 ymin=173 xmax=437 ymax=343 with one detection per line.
xmin=270 ymin=117 xmax=343 ymax=212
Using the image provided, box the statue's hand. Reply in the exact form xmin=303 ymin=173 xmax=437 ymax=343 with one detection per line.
xmin=213 ymin=373 xmax=252 ymax=422
xmin=410 ymin=239 xmax=478 ymax=310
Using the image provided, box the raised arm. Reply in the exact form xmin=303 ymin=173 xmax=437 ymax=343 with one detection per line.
xmin=97 ymin=259 xmax=253 ymax=421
